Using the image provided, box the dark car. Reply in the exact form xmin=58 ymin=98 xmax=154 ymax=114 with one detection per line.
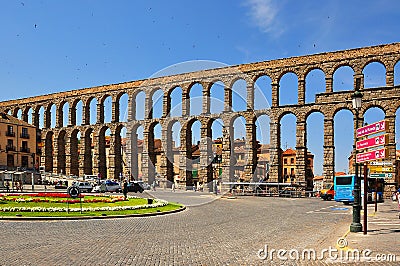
xmin=127 ymin=181 xmax=144 ymax=193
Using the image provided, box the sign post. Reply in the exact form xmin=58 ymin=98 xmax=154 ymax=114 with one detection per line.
xmin=355 ymin=119 xmax=389 ymax=235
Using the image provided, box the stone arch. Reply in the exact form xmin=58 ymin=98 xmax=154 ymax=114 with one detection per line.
xmin=167 ymin=86 xmax=183 ymax=118
xmin=132 ymin=90 xmax=146 ymax=120
xmin=180 ymin=118 xmax=202 ymax=186
xmin=279 ymin=112 xmax=297 ymax=183
xmin=129 ymin=123 xmax=144 ymax=180
xmin=363 ymin=106 xmax=386 ymax=125
xmin=278 ymin=72 xmax=298 ymax=106
xmin=97 ymin=126 xmax=111 ymax=179
xmin=116 ymin=92 xmax=129 ymax=122
xmin=45 ymin=103 xmax=57 ymax=129
xmin=56 ymin=130 xmax=67 ymax=174
xmin=13 ymin=107 xmax=23 ymax=120
xmin=333 ymin=108 xmax=354 ymax=174
xmin=305 ymin=68 xmax=326 ymax=104
xmin=100 ymin=94 xmax=113 ymax=124
xmin=147 ymin=121 xmax=163 ymax=185
xmin=254 ymin=113 xmax=271 ymax=181
xmin=362 ymin=61 xmax=386 ymax=88
xmin=253 ymin=74 xmax=272 ymax=110
xmin=82 ymin=127 xmax=94 ymax=176
xmin=164 ymin=119 xmax=181 ymax=184
xmin=188 ymin=82 xmax=203 ymax=116
xmin=332 ymin=64 xmax=355 ymax=92
xmin=36 ymin=105 xmax=45 ymax=129
xmin=148 ymin=88 xmax=164 ymax=119
xmin=70 ymin=98 xmax=83 ymax=126
xmin=113 ymin=124 xmax=126 ymax=180
xmin=58 ymin=100 xmax=70 ymax=128
xmin=86 ymin=96 xmax=98 ymax=125
xmin=229 ymin=115 xmax=247 ymax=181
xmin=69 ymin=129 xmax=81 ymax=176
xmin=44 ymin=131 xmax=54 ymax=172
xmin=305 ymin=110 xmax=325 ymax=183
xmin=230 ymin=78 xmax=248 ymax=112
xmin=209 ymin=80 xmax=225 ymax=114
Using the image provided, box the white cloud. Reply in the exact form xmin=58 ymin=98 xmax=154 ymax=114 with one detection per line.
xmin=244 ymin=0 xmax=281 ymax=35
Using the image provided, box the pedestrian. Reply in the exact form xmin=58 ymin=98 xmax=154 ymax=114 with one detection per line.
xmin=5 ymin=181 xmax=10 ymax=192
xmin=172 ymin=183 xmax=175 ymax=192
xmin=122 ymin=179 xmax=128 ymax=200
xmin=397 ymin=189 xmax=400 ymax=219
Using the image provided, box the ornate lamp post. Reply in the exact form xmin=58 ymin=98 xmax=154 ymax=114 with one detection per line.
xmin=350 ymin=88 xmax=363 ymax=232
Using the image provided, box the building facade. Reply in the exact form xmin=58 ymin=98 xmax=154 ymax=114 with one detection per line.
xmin=0 ymin=112 xmax=38 ymax=171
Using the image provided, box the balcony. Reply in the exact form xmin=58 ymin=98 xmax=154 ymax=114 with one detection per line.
xmin=20 ymin=147 xmax=31 ymax=153
xmin=6 ymin=131 xmax=15 ymax=137
xmin=6 ymin=145 xmax=16 ymax=152
xmin=20 ymin=133 xmax=30 ymax=139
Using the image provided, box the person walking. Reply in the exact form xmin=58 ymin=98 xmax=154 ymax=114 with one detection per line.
xmin=122 ymin=180 xmax=128 ymax=200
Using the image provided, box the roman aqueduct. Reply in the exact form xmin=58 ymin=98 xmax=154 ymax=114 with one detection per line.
xmin=1 ymin=43 xmax=399 ymax=192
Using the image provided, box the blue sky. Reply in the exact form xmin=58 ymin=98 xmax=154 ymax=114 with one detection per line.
xmin=0 ymin=0 xmax=400 ymax=175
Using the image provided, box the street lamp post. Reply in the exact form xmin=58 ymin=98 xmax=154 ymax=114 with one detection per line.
xmin=350 ymin=88 xmax=363 ymax=233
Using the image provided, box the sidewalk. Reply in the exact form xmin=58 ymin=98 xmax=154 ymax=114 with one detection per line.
xmin=338 ymin=200 xmax=400 ymax=263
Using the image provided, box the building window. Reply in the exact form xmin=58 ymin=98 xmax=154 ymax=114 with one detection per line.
xmin=284 ymin=159 xmax=287 ymax=164
xmin=7 ymin=154 xmax=14 ymax=168
xmin=22 ymin=156 xmax=29 ymax=168
xmin=291 ymin=158 xmax=295 ymax=164
xmin=6 ymin=139 xmax=14 ymax=151
xmin=21 ymin=141 xmax=30 ymax=153
xmin=21 ymin=127 xmax=29 ymax=139
xmin=6 ymin=125 xmax=15 ymax=137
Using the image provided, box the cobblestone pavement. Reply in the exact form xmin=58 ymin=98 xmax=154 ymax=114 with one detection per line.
xmin=0 ymin=190 xmax=397 ymax=265
xmin=333 ymin=200 xmax=400 ymax=265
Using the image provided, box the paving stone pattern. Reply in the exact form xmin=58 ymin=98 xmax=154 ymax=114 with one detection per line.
xmin=0 ymin=192 xmax=398 ymax=265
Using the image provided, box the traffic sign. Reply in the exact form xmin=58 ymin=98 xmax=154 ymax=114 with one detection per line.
xmin=356 ymin=120 xmax=387 ymax=138
xmin=356 ymin=135 xmax=388 ymax=150
xmin=369 ymin=161 xmax=393 ymax=166
xmin=370 ymin=173 xmax=393 ymax=179
xmin=369 ymin=166 xmax=393 ymax=173
xmin=356 ymin=148 xmax=387 ymax=163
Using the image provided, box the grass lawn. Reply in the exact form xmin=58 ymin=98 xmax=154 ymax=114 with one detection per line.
xmin=0 ymin=194 xmax=183 ymax=218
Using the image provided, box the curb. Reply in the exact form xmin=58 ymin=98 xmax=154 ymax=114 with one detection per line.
xmin=0 ymin=205 xmax=186 ymax=221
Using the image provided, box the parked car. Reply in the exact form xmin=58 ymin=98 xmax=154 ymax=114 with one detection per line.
xmin=127 ymin=181 xmax=144 ymax=193
xmin=136 ymin=181 xmax=151 ymax=190
xmin=320 ymin=184 xmax=335 ymax=201
xmin=93 ymin=180 xmax=121 ymax=193
xmin=73 ymin=181 xmax=93 ymax=193
xmin=55 ymin=180 xmax=68 ymax=189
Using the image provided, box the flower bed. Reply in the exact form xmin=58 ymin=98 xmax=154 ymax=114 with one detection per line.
xmin=0 ymin=193 xmax=168 ymax=213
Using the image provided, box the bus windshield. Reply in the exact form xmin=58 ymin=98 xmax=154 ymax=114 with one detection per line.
xmin=335 ymin=176 xmax=352 ymax=186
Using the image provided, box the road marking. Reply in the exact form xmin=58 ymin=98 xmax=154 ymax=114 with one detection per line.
xmin=368 ymin=222 xmax=400 ymax=225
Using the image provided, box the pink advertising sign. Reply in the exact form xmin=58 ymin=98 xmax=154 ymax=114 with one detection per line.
xmin=356 ymin=135 xmax=388 ymax=150
xmin=356 ymin=148 xmax=387 ymax=163
xmin=356 ymin=120 xmax=387 ymax=138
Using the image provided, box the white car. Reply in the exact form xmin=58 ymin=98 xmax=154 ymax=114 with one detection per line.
xmin=73 ymin=181 xmax=93 ymax=193
xmin=93 ymin=180 xmax=121 ymax=193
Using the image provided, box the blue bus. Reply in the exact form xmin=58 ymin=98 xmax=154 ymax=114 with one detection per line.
xmin=334 ymin=175 xmax=355 ymax=204
xmin=334 ymin=174 xmax=385 ymax=204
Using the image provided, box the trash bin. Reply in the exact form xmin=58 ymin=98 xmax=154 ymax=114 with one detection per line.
xmin=147 ymin=198 xmax=153 ymax=204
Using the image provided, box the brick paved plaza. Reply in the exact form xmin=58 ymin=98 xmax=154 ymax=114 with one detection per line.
xmin=0 ymin=191 xmax=398 ymax=265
